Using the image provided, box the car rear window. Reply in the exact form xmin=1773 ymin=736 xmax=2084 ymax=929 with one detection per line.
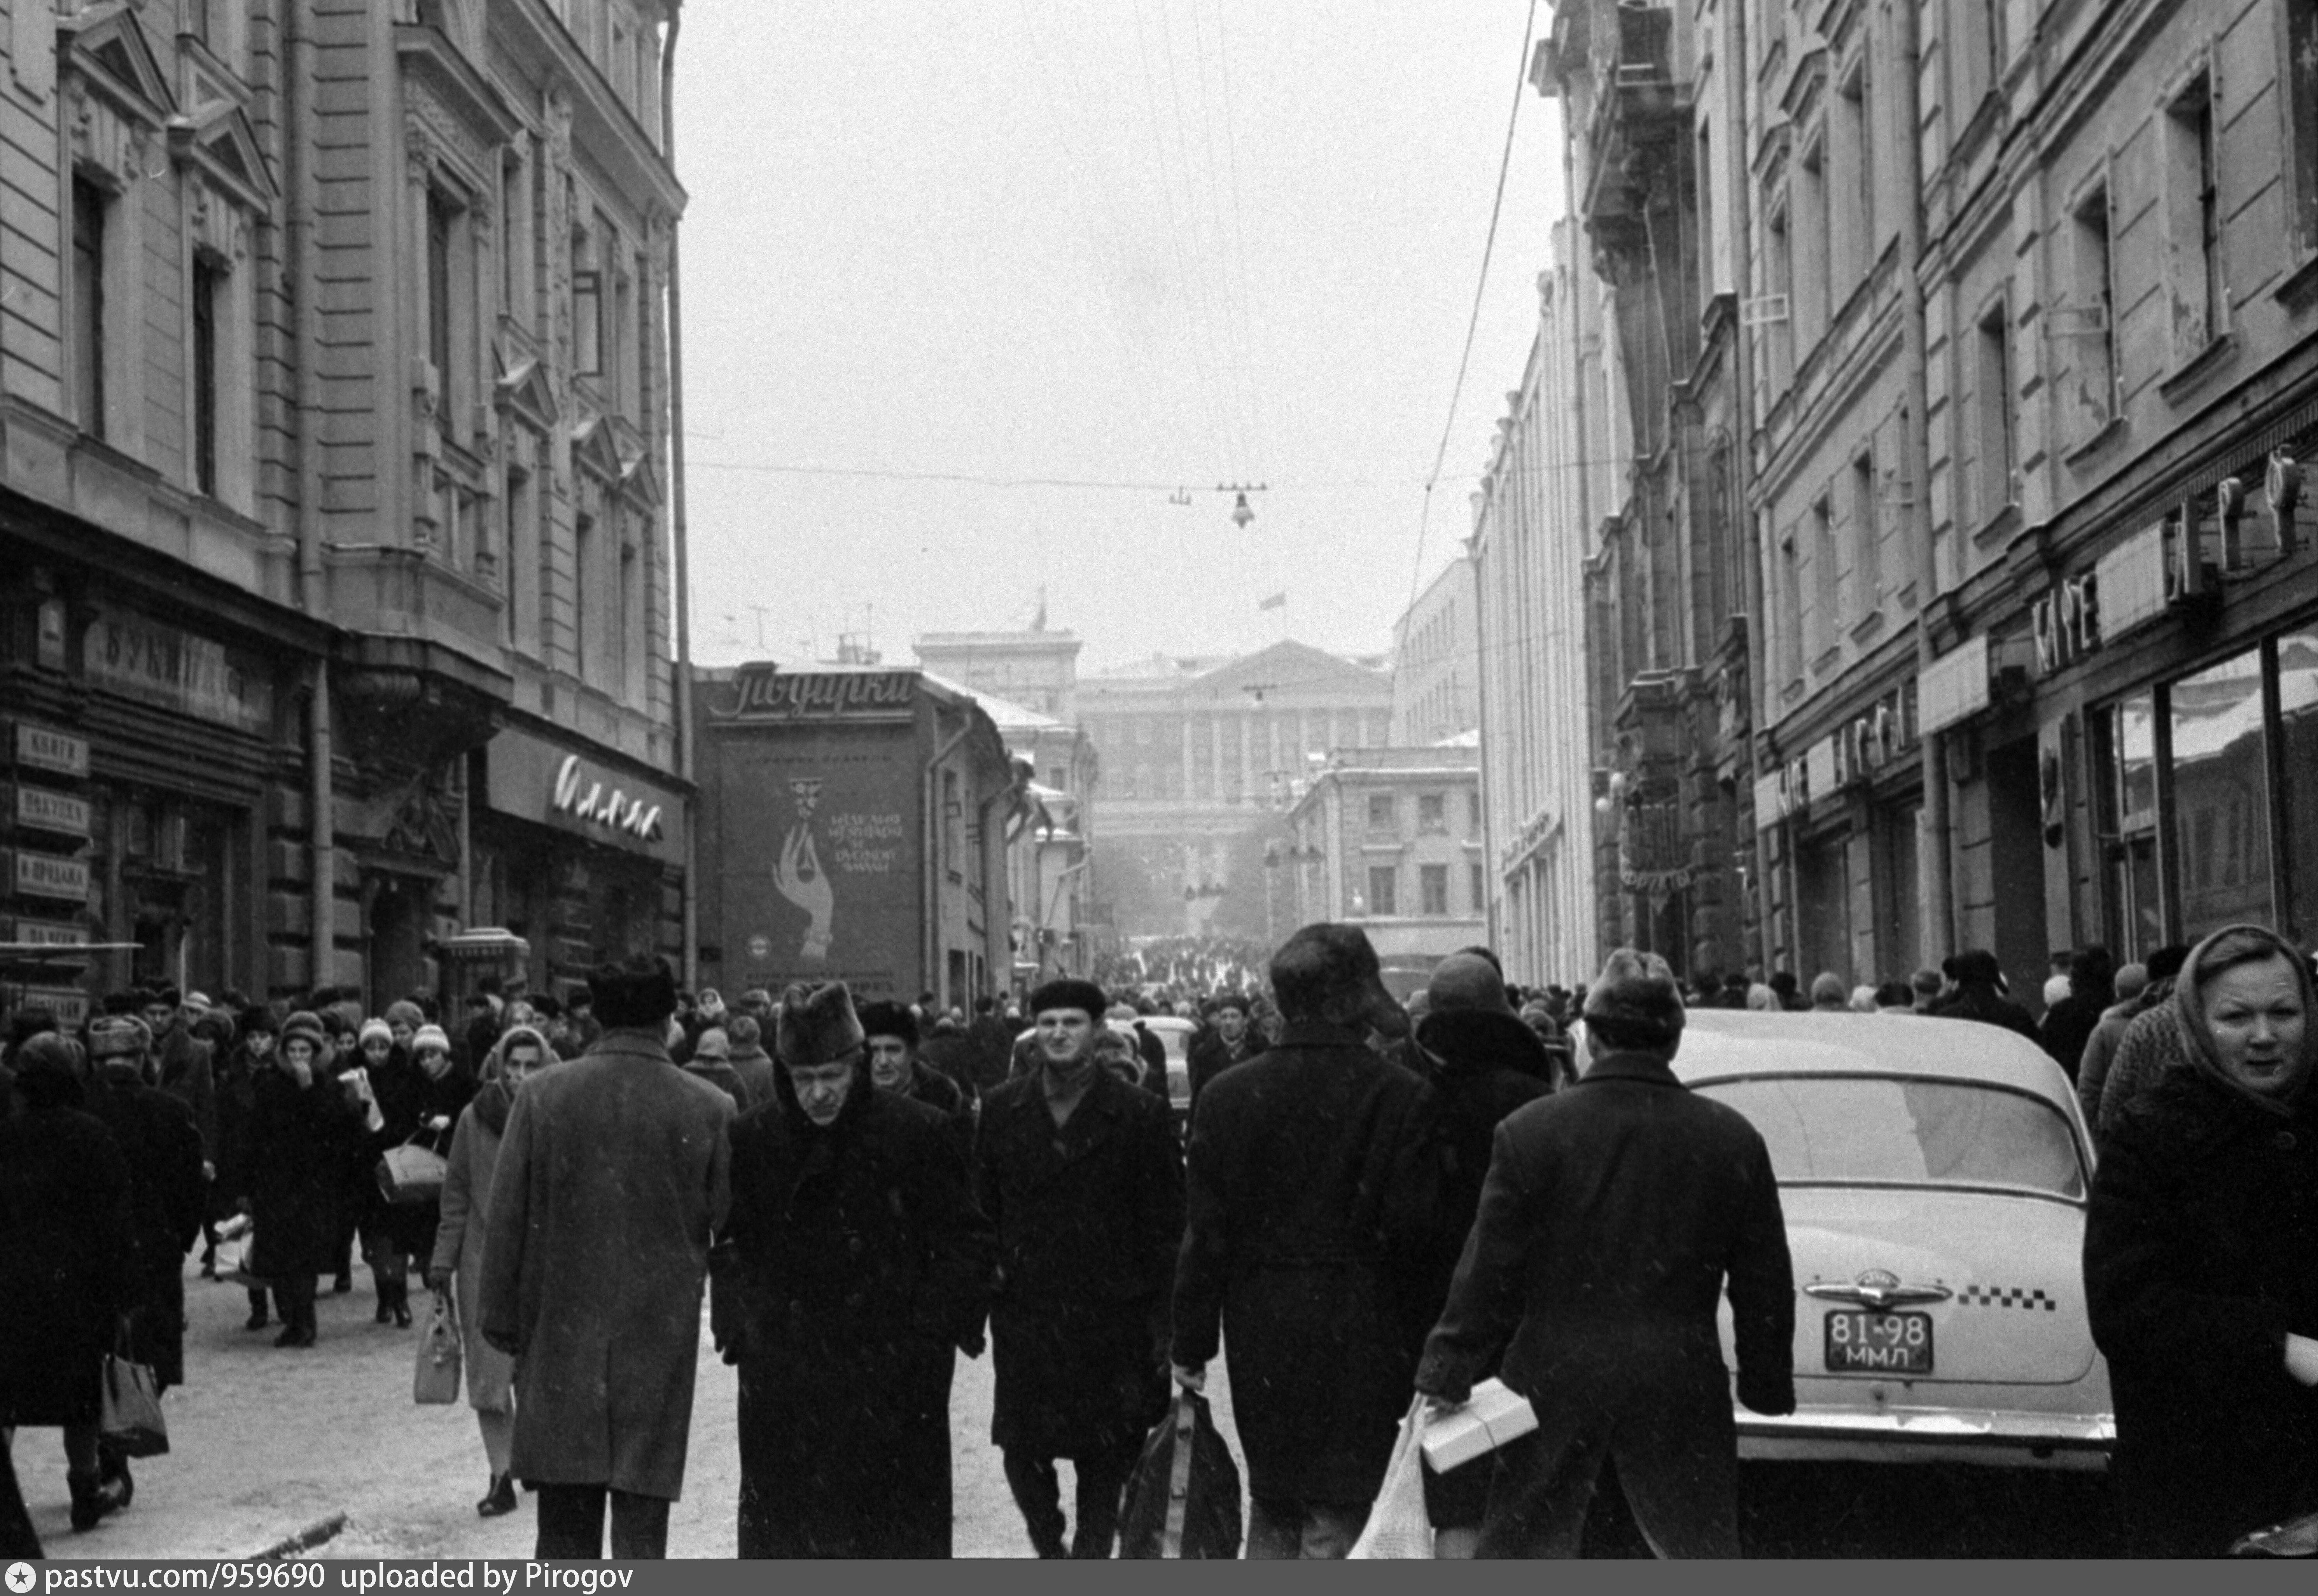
xmin=1693 ymin=1076 xmax=2085 ymax=1200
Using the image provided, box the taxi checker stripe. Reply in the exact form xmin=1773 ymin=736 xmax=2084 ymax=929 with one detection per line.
xmin=1958 ymin=1286 xmax=2057 ymax=1310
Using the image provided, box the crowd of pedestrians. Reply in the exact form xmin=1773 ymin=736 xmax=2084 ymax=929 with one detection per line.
xmin=3 ymin=911 xmax=2312 ymax=1560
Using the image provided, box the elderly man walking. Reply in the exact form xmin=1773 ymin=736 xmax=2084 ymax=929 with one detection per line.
xmin=1414 ymin=949 xmax=1796 ymax=1558
xmin=1170 ymin=923 xmax=1441 ymax=1559
xmin=480 ymin=954 xmax=733 ymax=1561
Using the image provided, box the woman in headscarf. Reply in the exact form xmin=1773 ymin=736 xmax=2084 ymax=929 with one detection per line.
xmin=2083 ymin=923 xmax=2318 ymax=1556
xmin=427 ymin=1023 xmax=558 ymax=1519
xmin=244 ymin=1012 xmax=367 ymax=1348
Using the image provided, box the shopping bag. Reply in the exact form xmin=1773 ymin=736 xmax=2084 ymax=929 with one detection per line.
xmin=1117 ymin=1388 xmax=1243 ymax=1559
xmin=219 ymin=1220 xmax=267 ymax=1288
xmin=99 ymin=1337 xmax=170 ymax=1458
xmin=378 ymin=1136 xmax=448 ymax=1206
xmin=1347 ymin=1397 xmax=1432 ymax=1559
xmin=414 ymin=1292 xmax=462 ymax=1405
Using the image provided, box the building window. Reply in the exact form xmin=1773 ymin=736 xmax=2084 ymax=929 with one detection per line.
xmin=1366 ymin=793 xmax=1396 ymax=834
xmin=572 ymin=512 xmax=593 ymax=672
xmin=2278 ymin=628 xmax=2318 ymax=946
xmin=1762 ymin=195 xmax=1795 ymax=394
xmin=1851 ymin=450 xmax=1878 ymax=613
xmin=1836 ymin=55 xmax=1872 ymax=288
xmin=2065 ymin=187 xmax=2118 ymax=436
xmin=2290 ymin=2 xmax=2318 ymax=254
xmin=1418 ymin=793 xmax=1447 ymax=834
xmin=618 ymin=540 xmax=638 ymax=699
xmin=2170 ymin=646 xmax=2271 ymax=938
xmin=1953 ymin=0 xmax=2002 ymax=120
xmin=572 ymin=226 xmax=602 ymax=376
xmin=1974 ymin=299 xmax=2014 ymax=524
xmin=1796 ymin=138 xmax=1830 ymax=349
xmin=191 ymin=252 xmax=223 ymax=495
xmin=427 ymin=189 xmax=458 ymax=436
xmin=2166 ymin=72 xmax=2225 ymax=354
xmin=1420 ymin=864 xmax=1449 ymax=916
xmin=1367 ymin=865 xmax=1398 ymax=917
xmin=1470 ymin=862 xmax=1485 ymax=914
xmin=71 ymin=177 xmax=108 ymax=439
xmin=1776 ymin=522 xmax=1804 ymax=687
xmin=1811 ymin=496 xmax=1839 ymax=657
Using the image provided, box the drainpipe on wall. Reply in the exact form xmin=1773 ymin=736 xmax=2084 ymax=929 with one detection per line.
xmin=660 ymin=7 xmax=697 ymax=985
xmin=288 ymin=0 xmax=334 ymax=995
xmin=1896 ymin=0 xmax=1954 ymax=958
xmin=1726 ymin=0 xmax=1773 ymax=977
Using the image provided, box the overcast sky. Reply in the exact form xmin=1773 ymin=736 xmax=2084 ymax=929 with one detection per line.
xmin=672 ymin=2 xmax=1566 ymax=676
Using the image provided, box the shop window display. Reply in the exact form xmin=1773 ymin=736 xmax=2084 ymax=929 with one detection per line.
xmin=2095 ymin=694 xmax=2163 ymax=959
xmin=2278 ymin=628 xmax=2318 ymax=947
xmin=2168 ymin=647 xmax=2272 ymax=940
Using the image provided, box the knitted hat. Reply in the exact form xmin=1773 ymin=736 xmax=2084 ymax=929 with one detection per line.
xmin=692 ymin=1026 xmax=731 ymax=1061
xmin=383 ymin=999 xmax=426 ymax=1030
xmin=359 ymin=1019 xmax=393 ymax=1048
xmin=410 ymin=1023 xmax=451 ymax=1056
xmin=86 ymin=1015 xmax=151 ymax=1060
xmin=280 ymin=1010 xmax=327 ymax=1052
xmin=1583 ymin=947 xmax=1686 ymax=1050
xmin=777 ymin=981 xmax=864 ymax=1069
xmin=1026 ymin=978 xmax=1108 ymax=1022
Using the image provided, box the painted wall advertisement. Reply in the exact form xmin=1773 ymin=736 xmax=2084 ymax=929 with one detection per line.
xmin=713 ymin=724 xmax=922 ymax=1000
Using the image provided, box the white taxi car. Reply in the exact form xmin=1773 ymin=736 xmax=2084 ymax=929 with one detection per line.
xmin=1674 ymin=1010 xmax=2114 ymax=1470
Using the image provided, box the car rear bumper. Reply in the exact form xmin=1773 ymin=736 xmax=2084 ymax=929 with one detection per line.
xmin=1735 ymin=1406 xmax=2114 ymax=1470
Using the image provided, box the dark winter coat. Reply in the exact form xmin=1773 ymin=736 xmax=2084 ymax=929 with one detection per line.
xmin=725 ymin=1042 xmax=778 ymax=1115
xmin=369 ymin=1053 xmax=476 ymax=1260
xmin=1408 ymin=1008 xmax=1558 ymax=1527
xmin=1184 ymin=1026 xmax=1261 ymax=1114
xmin=2084 ymin=1069 xmax=2318 ymax=1556
xmin=83 ymin=1070 xmax=206 ymax=1388
xmin=479 ymin=1027 xmax=733 ymax=1500
xmin=896 ymin=1062 xmax=974 ymax=1166
xmin=153 ymin=1026 xmax=218 ymax=1164
xmin=2097 ymin=1003 xmax=2190 ymax=1140
xmin=2038 ymin=990 xmax=2111 ymax=1083
xmin=967 ymin=1014 xmax=1017 ymax=1092
xmin=245 ymin=1065 xmax=366 ymax=1278
xmin=1414 ymin=1051 xmax=1796 ymax=1556
xmin=0 ymin=1103 xmax=132 ymax=1427
xmin=210 ymin=1044 xmax=265 ymax=1224
xmin=714 ymin=1060 xmax=994 ymax=1557
xmin=915 ymin=1031 xmax=981 ymax=1106
xmin=1931 ymin=982 xmax=2041 ymax=1042
xmin=1170 ymin=1020 xmax=1440 ymax=1503
xmin=977 ymin=1063 xmax=1184 ymax=1458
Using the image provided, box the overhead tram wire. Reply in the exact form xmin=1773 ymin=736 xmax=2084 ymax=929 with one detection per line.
xmin=1401 ymin=0 xmax=1542 ymax=637
xmin=1212 ymin=0 xmax=1272 ymax=480
xmin=1188 ymin=1 xmax=1261 ymax=486
xmin=1135 ymin=0 xmax=1235 ymax=478
xmin=685 ymin=448 xmax=1654 ymax=492
xmin=1015 ymin=0 xmax=1184 ymax=472
xmin=1157 ymin=0 xmax=1248 ymax=482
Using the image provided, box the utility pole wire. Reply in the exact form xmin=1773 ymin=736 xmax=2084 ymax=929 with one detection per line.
xmin=1401 ymin=0 xmax=1542 ymax=647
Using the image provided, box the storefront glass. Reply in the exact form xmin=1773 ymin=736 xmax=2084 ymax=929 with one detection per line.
xmin=2277 ymin=628 xmax=2318 ymax=947
xmin=2168 ymin=646 xmax=2272 ymax=940
xmin=2092 ymin=695 xmax=2163 ymax=959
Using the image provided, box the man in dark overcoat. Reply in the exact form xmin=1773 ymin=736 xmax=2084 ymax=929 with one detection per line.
xmin=1414 ymin=949 xmax=1797 ymax=1558
xmin=1184 ymin=991 xmax=1261 ymax=1113
xmin=82 ymin=1017 xmax=206 ymax=1397
xmin=977 ymin=977 xmax=1183 ymax=1558
xmin=860 ymin=999 xmax=974 ymax=1164
xmin=713 ymin=982 xmax=994 ymax=1557
xmin=1169 ymin=923 xmax=1440 ymax=1558
xmin=481 ymin=955 xmax=732 ymax=1561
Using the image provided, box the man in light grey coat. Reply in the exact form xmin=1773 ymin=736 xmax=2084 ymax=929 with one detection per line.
xmin=481 ymin=954 xmax=733 ymax=1560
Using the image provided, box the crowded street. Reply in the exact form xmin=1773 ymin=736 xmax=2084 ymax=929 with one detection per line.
xmin=17 ymin=1255 xmax=2123 ymax=1560
xmin=8 ymin=0 xmax=2318 ymax=1563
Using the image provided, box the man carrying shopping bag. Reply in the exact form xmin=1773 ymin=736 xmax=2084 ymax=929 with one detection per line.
xmin=1413 ymin=949 xmax=1796 ymax=1558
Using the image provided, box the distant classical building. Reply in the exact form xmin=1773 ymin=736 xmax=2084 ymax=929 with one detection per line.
xmin=1280 ymin=745 xmax=1487 ymax=992
xmin=1391 ymin=558 xmax=1481 ymax=747
xmin=1076 ymin=640 xmax=1393 ymax=940
xmin=912 ymin=623 xmax=1083 ymax=720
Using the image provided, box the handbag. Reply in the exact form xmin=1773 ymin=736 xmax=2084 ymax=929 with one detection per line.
xmin=99 ymin=1332 xmax=170 ymax=1458
xmin=1117 ymin=1388 xmax=1243 ymax=1559
xmin=378 ymin=1132 xmax=449 ymax=1206
xmin=1347 ymin=1397 xmax=1433 ymax=1559
xmin=414 ymin=1291 xmax=462 ymax=1405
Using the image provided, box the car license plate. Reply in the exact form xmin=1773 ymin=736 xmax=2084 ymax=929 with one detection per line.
xmin=1823 ymin=1310 xmax=1933 ymax=1374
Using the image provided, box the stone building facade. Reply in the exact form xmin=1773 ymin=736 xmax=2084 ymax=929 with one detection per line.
xmin=0 ymin=0 xmax=689 ymax=1016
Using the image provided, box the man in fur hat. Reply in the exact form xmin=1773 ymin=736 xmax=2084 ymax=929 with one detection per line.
xmin=1170 ymin=924 xmax=1439 ymax=1558
xmin=480 ymin=954 xmax=732 ymax=1560
xmin=1414 ymin=948 xmax=1796 ymax=1558
xmin=977 ymin=976 xmax=1183 ymax=1557
xmin=712 ymin=981 xmax=994 ymax=1556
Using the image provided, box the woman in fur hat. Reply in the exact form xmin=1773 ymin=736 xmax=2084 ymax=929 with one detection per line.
xmin=364 ymin=1022 xmax=474 ymax=1328
xmin=2084 ymin=923 xmax=2318 ymax=1556
xmin=428 ymin=1024 xmax=560 ymax=1519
